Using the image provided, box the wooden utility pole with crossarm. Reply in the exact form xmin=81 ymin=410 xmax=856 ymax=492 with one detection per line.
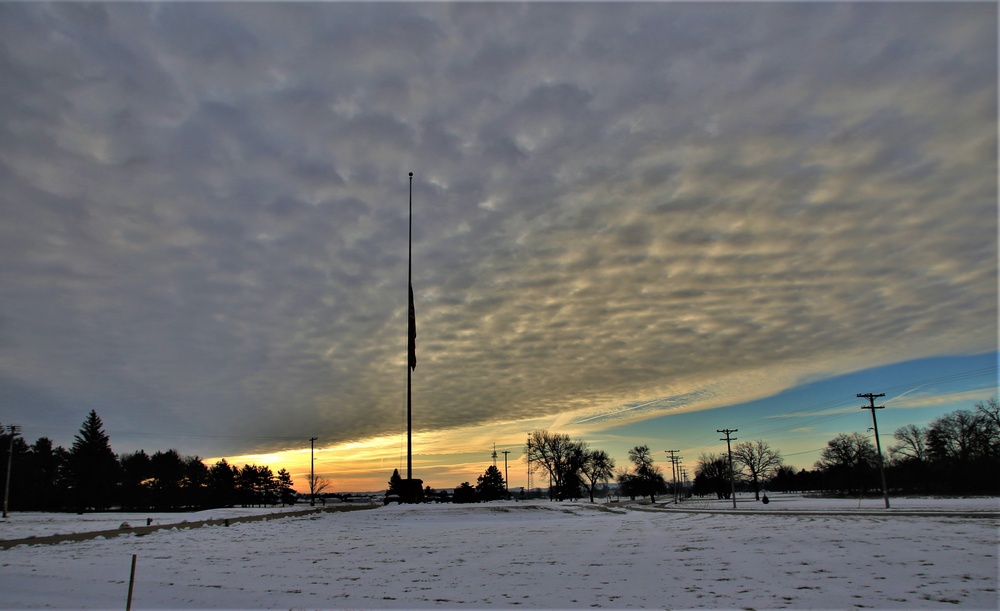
xmin=718 ymin=429 xmax=738 ymax=509
xmin=858 ymin=392 xmax=890 ymax=509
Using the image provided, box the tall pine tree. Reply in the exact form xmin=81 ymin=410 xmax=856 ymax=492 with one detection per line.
xmin=68 ymin=410 xmax=120 ymax=511
xmin=476 ymin=465 xmax=507 ymax=501
xmin=276 ymin=468 xmax=296 ymax=506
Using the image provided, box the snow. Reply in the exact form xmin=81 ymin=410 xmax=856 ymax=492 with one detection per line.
xmin=1 ymin=495 xmax=997 ymax=609
xmin=0 ymin=505 xmax=318 ymax=540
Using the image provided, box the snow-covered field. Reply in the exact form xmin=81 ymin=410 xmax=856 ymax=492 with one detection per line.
xmin=1 ymin=496 xmax=997 ymax=609
xmin=0 ymin=504 xmax=323 ymax=540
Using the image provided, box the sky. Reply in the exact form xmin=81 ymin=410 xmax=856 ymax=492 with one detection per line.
xmin=0 ymin=2 xmax=996 ymax=493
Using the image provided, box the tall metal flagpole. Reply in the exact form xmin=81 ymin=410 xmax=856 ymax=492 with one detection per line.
xmin=407 ymin=172 xmax=413 ymax=482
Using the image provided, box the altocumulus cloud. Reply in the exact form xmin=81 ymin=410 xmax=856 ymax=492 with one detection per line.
xmin=0 ymin=3 xmax=995 ymax=456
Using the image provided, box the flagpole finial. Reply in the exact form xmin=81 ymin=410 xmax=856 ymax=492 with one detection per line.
xmin=409 ymin=172 xmax=413 ymax=177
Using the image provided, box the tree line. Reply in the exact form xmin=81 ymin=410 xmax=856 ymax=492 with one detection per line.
xmin=1 ymin=410 xmax=297 ymax=513
xmin=694 ymin=399 xmax=1000 ymax=498
xmin=771 ymin=400 xmax=999 ymax=496
xmin=386 ymin=464 xmax=513 ymax=504
xmin=386 ymin=397 xmax=998 ymax=504
xmin=386 ymin=429 xmax=668 ymax=504
xmin=518 ymin=430 xmax=686 ymax=502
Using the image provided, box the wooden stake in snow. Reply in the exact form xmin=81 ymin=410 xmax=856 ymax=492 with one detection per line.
xmin=126 ymin=554 xmax=137 ymax=611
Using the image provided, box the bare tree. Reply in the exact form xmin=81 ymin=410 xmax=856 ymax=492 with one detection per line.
xmin=816 ymin=433 xmax=878 ymax=495
xmin=580 ymin=450 xmax=615 ymax=502
xmin=621 ymin=445 xmax=666 ymax=503
xmin=732 ymin=440 xmax=782 ymax=501
xmin=974 ymin=398 xmax=1000 ymax=455
xmin=975 ymin=397 xmax=1000 ymax=429
xmin=308 ymin=473 xmax=331 ymax=499
xmin=525 ymin=430 xmax=586 ymax=500
xmin=889 ymin=424 xmax=928 ymax=463
xmin=694 ymin=453 xmax=730 ymax=499
xmin=927 ymin=410 xmax=985 ymax=464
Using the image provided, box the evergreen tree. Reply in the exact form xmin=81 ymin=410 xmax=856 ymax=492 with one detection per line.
xmin=258 ymin=465 xmax=277 ymax=506
xmin=67 ymin=410 xmax=120 ymax=511
xmin=119 ymin=450 xmax=152 ymax=511
xmin=149 ymin=449 xmax=185 ymax=510
xmin=237 ymin=464 xmax=275 ymax=507
xmin=24 ymin=437 xmax=66 ymax=511
xmin=452 ymin=481 xmax=477 ymax=503
xmin=207 ymin=459 xmax=238 ymax=507
xmin=183 ymin=456 xmax=210 ymax=509
xmin=475 ymin=465 xmax=507 ymax=501
xmin=276 ymin=468 xmax=296 ymax=506
xmin=387 ymin=468 xmax=404 ymax=497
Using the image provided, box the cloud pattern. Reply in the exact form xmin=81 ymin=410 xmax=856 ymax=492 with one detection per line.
xmin=0 ymin=3 xmax=995 ymax=457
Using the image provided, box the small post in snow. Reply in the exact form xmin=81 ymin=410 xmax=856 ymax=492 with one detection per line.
xmin=126 ymin=554 xmax=137 ymax=611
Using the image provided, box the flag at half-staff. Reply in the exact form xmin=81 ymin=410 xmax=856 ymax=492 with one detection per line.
xmin=402 ymin=171 xmax=423 ymax=503
xmin=408 ymin=282 xmax=416 ymax=371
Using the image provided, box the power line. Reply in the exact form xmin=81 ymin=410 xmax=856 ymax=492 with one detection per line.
xmin=781 ymin=447 xmax=827 ymax=458
xmin=735 ymin=382 xmax=997 ymax=446
xmin=743 ymin=366 xmax=995 ymax=430
xmin=674 ymin=366 xmax=997 ymax=455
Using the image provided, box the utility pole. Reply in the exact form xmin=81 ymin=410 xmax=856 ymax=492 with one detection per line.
xmin=3 ymin=425 xmax=20 ymax=518
xmin=718 ymin=429 xmax=738 ymax=509
xmin=309 ymin=437 xmax=318 ymax=506
xmin=673 ymin=455 xmax=683 ymax=503
xmin=858 ymin=393 xmax=890 ymax=509
xmin=526 ymin=433 xmax=532 ymax=496
xmin=501 ymin=450 xmax=511 ymax=496
xmin=665 ymin=450 xmax=679 ymax=503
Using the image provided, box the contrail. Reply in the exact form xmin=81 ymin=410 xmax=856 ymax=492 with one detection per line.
xmin=883 ymin=384 xmax=927 ymax=405
xmin=573 ymin=397 xmax=666 ymax=424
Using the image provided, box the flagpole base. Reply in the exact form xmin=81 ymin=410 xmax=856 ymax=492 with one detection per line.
xmin=400 ymin=479 xmax=424 ymax=504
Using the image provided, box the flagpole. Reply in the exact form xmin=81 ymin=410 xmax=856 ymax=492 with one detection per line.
xmin=407 ymin=171 xmax=413 ymax=483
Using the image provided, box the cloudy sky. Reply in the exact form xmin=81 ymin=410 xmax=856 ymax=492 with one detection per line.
xmin=1 ymin=2 xmax=996 ymax=491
